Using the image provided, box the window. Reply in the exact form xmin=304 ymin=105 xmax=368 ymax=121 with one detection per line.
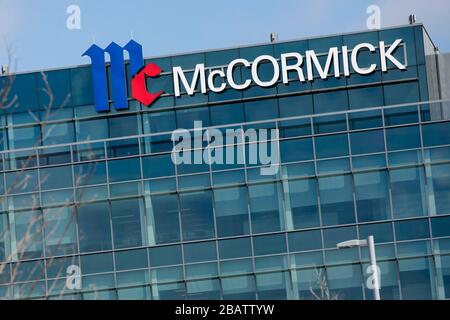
xmin=142 ymin=154 xmax=175 ymax=179
xmin=146 ymin=194 xmax=180 ymax=245
xmin=71 ymin=66 xmax=94 ymax=106
xmin=145 ymin=111 xmax=177 ymax=133
xmin=148 ymin=245 xmax=182 ymax=267
xmin=313 ymin=91 xmax=348 ymax=114
xmin=244 ymin=99 xmax=279 ymax=122
xmin=319 ymin=175 xmax=355 ymax=226
xmin=40 ymin=166 xmax=73 ymax=190
xmin=256 ymin=271 xmax=289 ymax=299
xmin=315 ymin=134 xmax=349 ymax=159
xmin=109 ymin=115 xmax=139 ymax=138
xmin=288 ymin=230 xmax=322 ymax=252
xmin=399 ymin=257 xmax=434 ymax=299
xmin=359 ymin=222 xmax=394 ymax=243
xmin=348 ymin=86 xmax=384 ymax=109
xmin=384 ymin=82 xmax=420 ymax=105
xmin=390 ymin=167 xmax=427 ymax=218
xmin=327 ymin=264 xmax=364 ymax=300
xmin=108 ymin=158 xmax=141 ymax=183
xmin=176 ymin=107 xmax=210 ymax=129
xmin=218 ymin=238 xmax=252 ymax=260
xmin=74 ymin=162 xmax=107 ymax=187
xmin=280 ymin=138 xmax=313 ymax=163
xmin=249 ymin=183 xmax=284 ymax=233
xmin=354 ymin=171 xmax=391 ymax=222
xmin=43 ymin=206 xmax=78 ymax=256
xmin=423 ymin=122 xmax=450 ymax=147
xmin=115 ymin=248 xmax=148 ymax=271
xmin=431 ymin=216 xmax=450 ymax=238
xmin=323 ymin=226 xmax=357 ymax=248
xmin=6 ymin=169 xmax=39 ymax=194
xmin=278 ymin=95 xmax=313 ymax=118
xmin=77 ymin=202 xmax=112 ymax=252
xmin=430 ymin=164 xmax=450 ymax=215
xmin=179 ymin=191 xmax=215 ymax=241
xmin=184 ymin=241 xmax=217 ymax=264
xmin=210 ymin=103 xmax=245 ymax=126
xmin=111 ymin=198 xmax=145 ymax=249
xmin=76 ymin=119 xmax=108 ymax=141
xmin=222 ymin=275 xmax=256 ymax=300
xmin=287 ymin=178 xmax=320 ymax=229
xmin=253 ymin=234 xmax=287 ymax=256
xmin=0 ymin=214 xmax=8 ymax=262
xmin=350 ymin=130 xmax=385 ymax=155
xmin=38 ymin=70 xmax=72 ymax=108
xmin=14 ymin=210 xmax=44 ymax=259
xmin=81 ymin=252 xmax=114 ymax=274
xmin=9 ymin=125 xmax=41 ymax=149
xmin=42 ymin=122 xmax=75 ymax=146
xmin=395 ymin=219 xmax=430 ymax=241
xmin=386 ymin=126 xmax=421 ymax=151
xmin=214 ymin=186 xmax=249 ymax=237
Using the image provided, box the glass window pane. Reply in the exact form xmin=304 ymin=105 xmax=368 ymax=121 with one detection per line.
xmin=390 ymin=167 xmax=427 ymax=218
xmin=111 ymin=198 xmax=144 ymax=249
xmin=289 ymin=229 xmax=322 ymax=253
xmin=327 ymin=264 xmax=363 ymax=300
xmin=399 ymin=257 xmax=434 ymax=299
xmin=43 ymin=206 xmax=78 ymax=256
xmin=386 ymin=126 xmax=420 ymax=151
xmin=350 ymin=130 xmax=385 ymax=155
xmin=319 ymin=175 xmax=355 ymax=226
xmin=40 ymin=166 xmax=73 ymax=190
xmin=249 ymin=183 xmax=284 ymax=233
xmin=146 ymin=194 xmax=180 ymax=245
xmin=180 ymin=191 xmax=215 ymax=241
xmin=184 ymin=241 xmax=217 ymax=263
xmin=395 ymin=219 xmax=430 ymax=241
xmin=315 ymin=134 xmax=349 ymax=159
xmin=354 ymin=170 xmax=391 ymax=222
xmin=14 ymin=210 xmax=44 ymax=259
xmin=108 ymin=158 xmax=141 ymax=183
xmin=214 ymin=186 xmax=249 ymax=237
xmin=149 ymin=245 xmax=182 ymax=267
xmin=430 ymin=164 xmax=450 ymax=215
xmin=218 ymin=237 xmax=252 ymax=260
xmin=210 ymin=103 xmax=245 ymax=126
xmin=77 ymin=202 xmax=112 ymax=252
xmin=287 ymin=178 xmax=320 ymax=229
xmin=222 ymin=275 xmax=256 ymax=300
xmin=115 ymin=248 xmax=148 ymax=271
xmin=253 ymin=234 xmax=287 ymax=256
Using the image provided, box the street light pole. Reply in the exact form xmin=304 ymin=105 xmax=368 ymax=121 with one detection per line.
xmin=367 ymin=235 xmax=380 ymax=301
xmin=337 ymin=235 xmax=380 ymax=300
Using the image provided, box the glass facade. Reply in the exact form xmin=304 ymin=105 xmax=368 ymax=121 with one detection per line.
xmin=0 ymin=24 xmax=450 ymax=300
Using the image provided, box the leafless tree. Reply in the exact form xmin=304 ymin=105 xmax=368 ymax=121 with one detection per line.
xmin=308 ymin=268 xmax=339 ymax=300
xmin=0 ymin=50 xmax=100 ymax=299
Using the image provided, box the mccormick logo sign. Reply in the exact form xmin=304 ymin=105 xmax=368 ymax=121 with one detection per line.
xmin=83 ymin=39 xmax=407 ymax=113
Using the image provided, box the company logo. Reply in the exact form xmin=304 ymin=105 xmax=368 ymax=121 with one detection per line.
xmin=84 ymin=39 xmax=407 ymax=113
xmin=83 ymin=40 xmax=163 ymax=112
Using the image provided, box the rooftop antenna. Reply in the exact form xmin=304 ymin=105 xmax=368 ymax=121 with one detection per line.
xmin=409 ymin=14 xmax=417 ymax=24
xmin=1 ymin=64 xmax=9 ymax=75
xmin=131 ymin=31 xmax=135 ymax=40
xmin=270 ymin=32 xmax=278 ymax=43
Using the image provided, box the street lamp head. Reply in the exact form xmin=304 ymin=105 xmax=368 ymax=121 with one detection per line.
xmin=336 ymin=239 xmax=368 ymax=249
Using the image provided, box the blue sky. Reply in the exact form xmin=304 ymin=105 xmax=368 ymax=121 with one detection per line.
xmin=1 ymin=0 xmax=449 ymax=72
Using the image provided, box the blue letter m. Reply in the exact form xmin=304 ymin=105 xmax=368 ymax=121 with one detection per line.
xmin=83 ymin=40 xmax=144 ymax=112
